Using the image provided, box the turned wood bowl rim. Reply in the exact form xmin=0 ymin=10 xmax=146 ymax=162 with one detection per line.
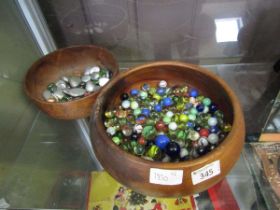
xmin=92 ymin=61 xmax=244 ymax=168
xmin=24 ymin=45 xmax=119 ymax=105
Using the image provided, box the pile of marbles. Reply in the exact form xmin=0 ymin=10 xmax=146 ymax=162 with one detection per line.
xmin=104 ymin=80 xmax=232 ymax=162
xmin=43 ymin=65 xmax=111 ymax=102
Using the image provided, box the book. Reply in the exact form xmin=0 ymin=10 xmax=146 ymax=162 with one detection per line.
xmin=87 ymin=171 xmax=196 ymax=210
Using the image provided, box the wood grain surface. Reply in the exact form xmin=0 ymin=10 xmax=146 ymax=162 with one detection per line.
xmin=90 ymin=61 xmax=245 ymax=197
xmin=24 ymin=45 xmax=119 ymax=120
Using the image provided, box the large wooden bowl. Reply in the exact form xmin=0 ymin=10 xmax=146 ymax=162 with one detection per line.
xmin=24 ymin=45 xmax=118 ymax=120
xmin=90 ymin=61 xmax=245 ymax=197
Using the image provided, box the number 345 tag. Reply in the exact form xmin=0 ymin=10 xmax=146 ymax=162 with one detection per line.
xmin=191 ymin=160 xmax=221 ymax=185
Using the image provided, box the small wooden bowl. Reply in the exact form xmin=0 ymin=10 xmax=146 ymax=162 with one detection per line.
xmin=90 ymin=61 xmax=245 ymax=197
xmin=24 ymin=45 xmax=118 ymax=120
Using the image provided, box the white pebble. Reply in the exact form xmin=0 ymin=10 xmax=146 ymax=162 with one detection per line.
xmin=86 ymin=81 xmax=96 ymax=92
xmin=99 ymin=77 xmax=109 ymax=86
xmin=85 ymin=66 xmax=100 ymax=75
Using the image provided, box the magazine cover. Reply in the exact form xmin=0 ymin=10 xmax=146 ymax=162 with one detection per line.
xmin=87 ymin=171 xmax=196 ymax=210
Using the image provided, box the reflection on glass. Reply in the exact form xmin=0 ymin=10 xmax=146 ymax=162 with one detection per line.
xmin=215 ymin=17 xmax=243 ymax=43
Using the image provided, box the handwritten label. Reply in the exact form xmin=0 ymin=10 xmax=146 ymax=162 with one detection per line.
xmin=191 ymin=160 xmax=221 ymax=185
xmin=149 ymin=168 xmax=183 ymax=185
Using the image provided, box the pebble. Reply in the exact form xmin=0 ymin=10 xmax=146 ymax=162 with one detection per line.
xmin=43 ymin=90 xmax=52 ymax=101
xmin=68 ymin=88 xmax=86 ymax=97
xmin=91 ymin=72 xmax=100 ymax=80
xmin=82 ymin=75 xmax=91 ymax=82
xmin=99 ymin=77 xmax=109 ymax=86
xmin=56 ymin=80 xmax=67 ymax=89
xmin=85 ymin=66 xmax=100 ymax=75
xmin=69 ymin=76 xmax=81 ymax=88
xmin=86 ymin=81 xmax=97 ymax=92
xmin=53 ymin=88 xmax=64 ymax=100
xmin=61 ymin=76 xmax=69 ymax=82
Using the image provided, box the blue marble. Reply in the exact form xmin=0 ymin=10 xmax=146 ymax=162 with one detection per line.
xmin=196 ymin=104 xmax=204 ymax=112
xmin=189 ymin=88 xmax=199 ymax=97
xmin=155 ymin=135 xmax=170 ymax=150
xmin=156 ymin=87 xmax=166 ymax=96
xmin=209 ymin=126 xmax=219 ymax=133
xmin=162 ymin=97 xmax=173 ymax=107
xmin=130 ymin=89 xmax=139 ymax=96
xmin=154 ymin=104 xmax=162 ymax=112
xmin=141 ymin=108 xmax=150 ymax=117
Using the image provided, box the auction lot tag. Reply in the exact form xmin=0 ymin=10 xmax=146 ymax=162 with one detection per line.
xmin=149 ymin=168 xmax=183 ymax=185
xmin=191 ymin=160 xmax=221 ymax=185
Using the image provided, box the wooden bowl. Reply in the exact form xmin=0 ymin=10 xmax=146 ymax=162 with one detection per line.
xmin=90 ymin=61 xmax=245 ymax=197
xmin=24 ymin=45 xmax=118 ymax=120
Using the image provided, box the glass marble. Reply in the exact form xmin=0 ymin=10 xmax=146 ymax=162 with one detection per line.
xmin=179 ymin=114 xmax=188 ymax=123
xmin=165 ymin=141 xmax=180 ymax=159
xmin=196 ymin=104 xmax=204 ymax=112
xmin=155 ymin=135 xmax=170 ymax=150
xmin=189 ymin=88 xmax=198 ymax=97
xmin=121 ymin=100 xmax=130 ymax=109
xmin=142 ymin=125 xmax=156 ymax=140
xmin=154 ymin=104 xmax=162 ymax=112
xmin=162 ymin=97 xmax=173 ymax=106
xmin=208 ymin=133 xmax=219 ymax=144
xmin=208 ymin=117 xmax=218 ymax=126
xmin=130 ymin=89 xmax=139 ymax=96
xmin=202 ymin=98 xmax=211 ymax=106
xmin=158 ymin=80 xmax=167 ymax=88
xmin=130 ymin=101 xmax=139 ymax=109
xmin=168 ymin=122 xmax=178 ymax=131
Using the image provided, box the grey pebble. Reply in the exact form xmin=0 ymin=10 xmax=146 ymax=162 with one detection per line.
xmin=56 ymin=80 xmax=67 ymax=89
xmin=43 ymin=90 xmax=52 ymax=100
xmin=81 ymin=75 xmax=91 ymax=83
xmin=84 ymin=66 xmax=100 ymax=75
xmin=61 ymin=76 xmax=69 ymax=82
xmin=68 ymin=88 xmax=86 ymax=97
xmin=69 ymin=76 xmax=81 ymax=88
xmin=86 ymin=81 xmax=99 ymax=92
xmin=91 ymin=72 xmax=100 ymax=80
xmin=53 ymin=88 xmax=64 ymax=100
